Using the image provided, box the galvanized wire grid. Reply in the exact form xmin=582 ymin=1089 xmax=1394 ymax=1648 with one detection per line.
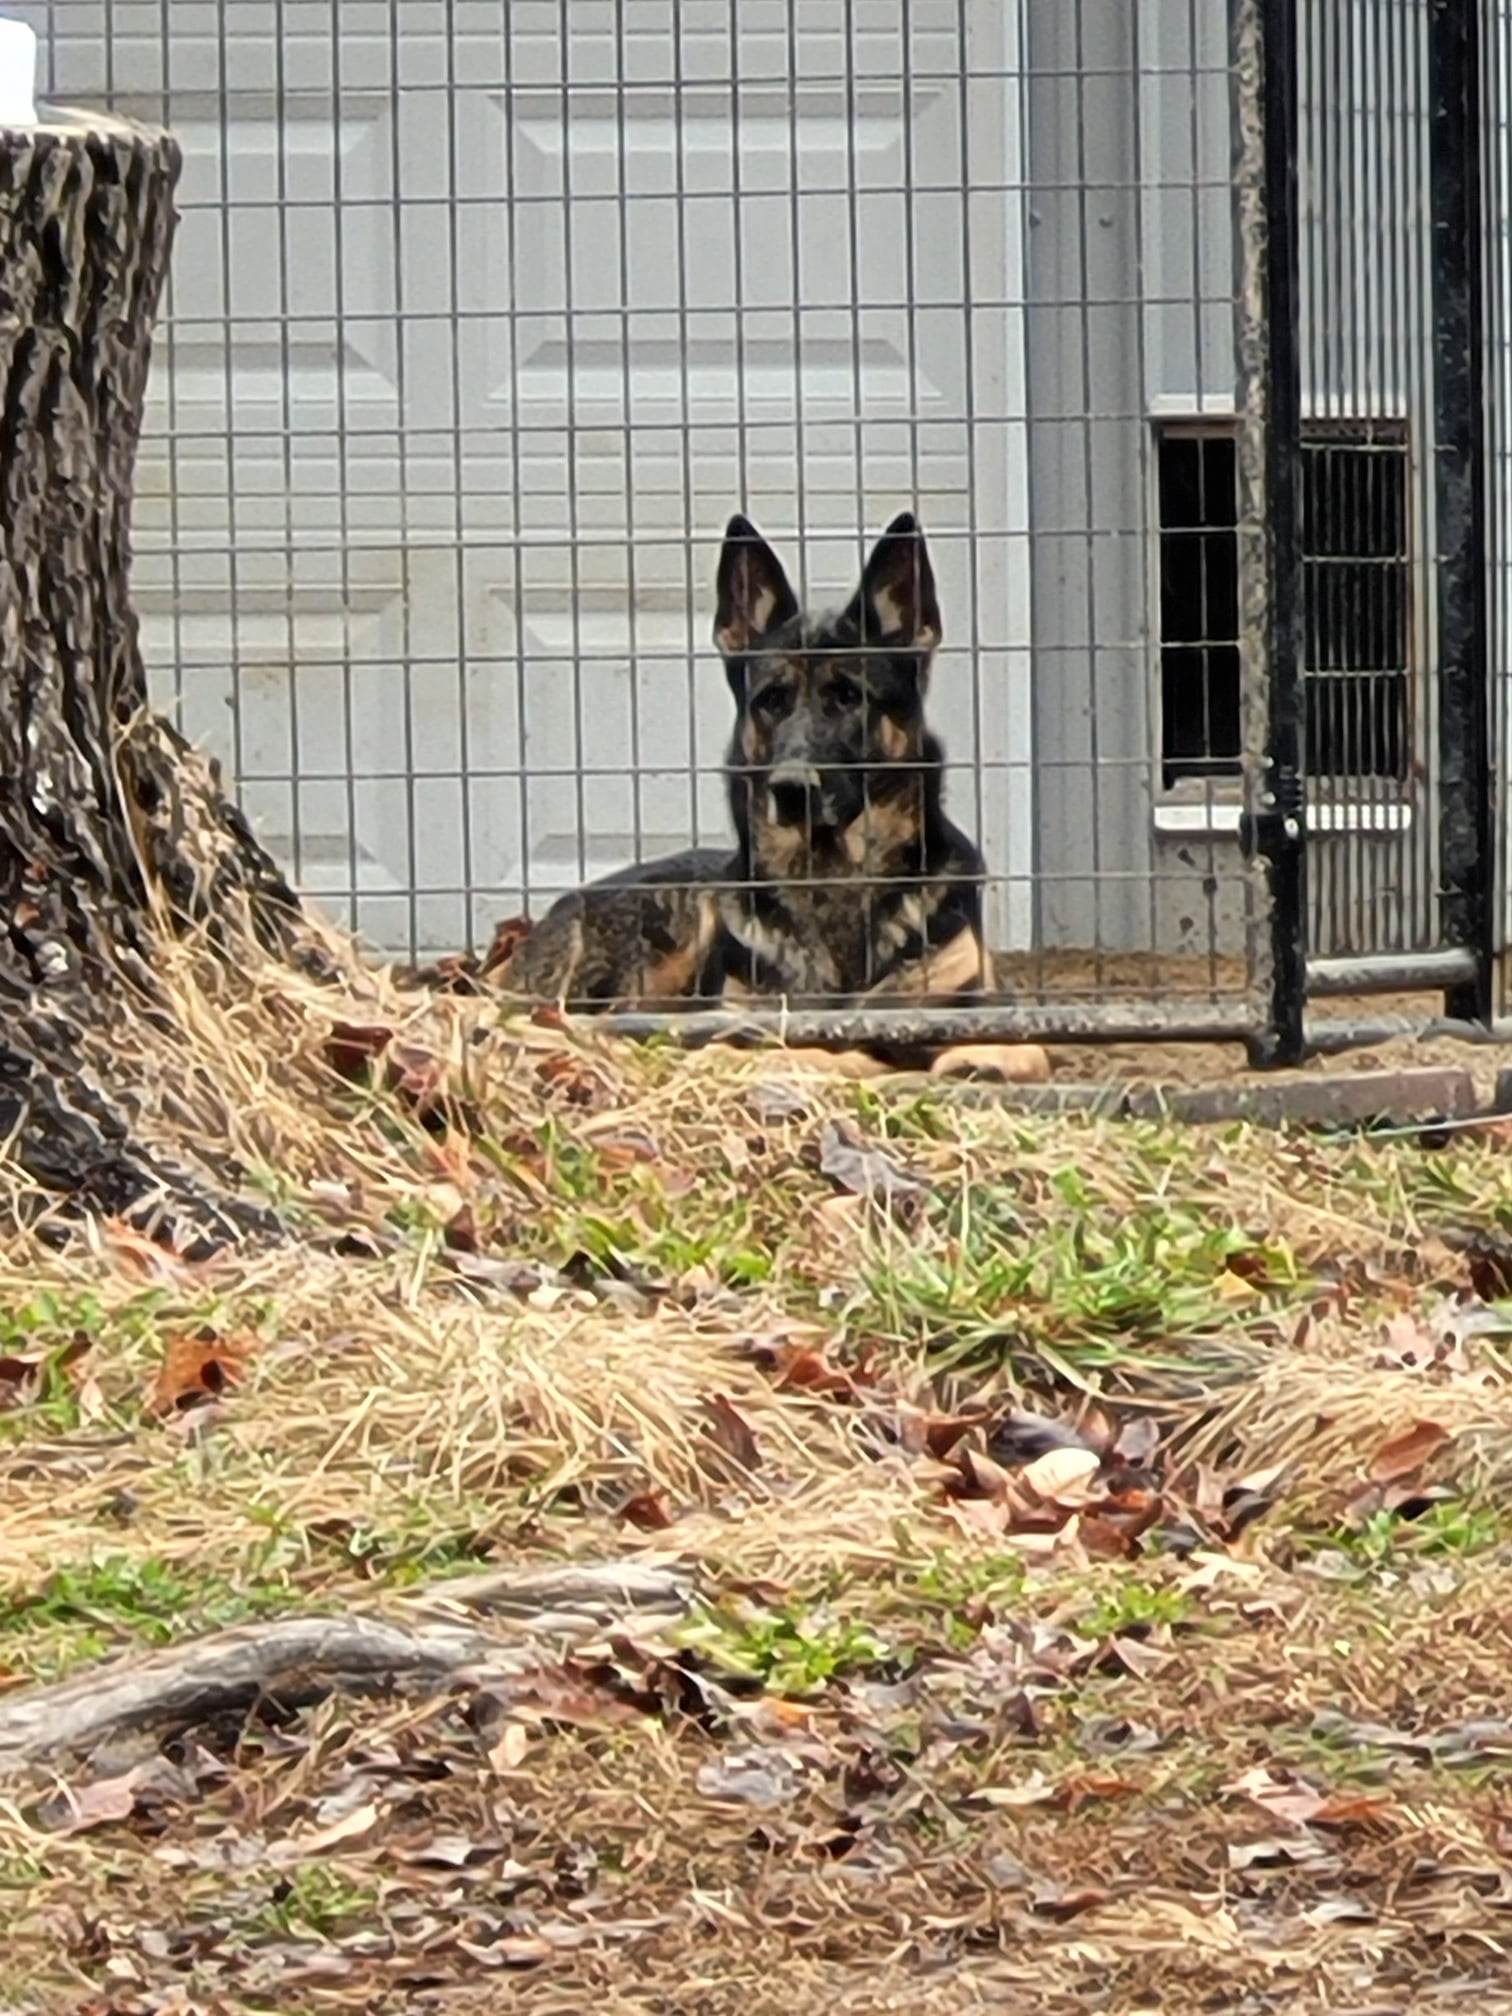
xmin=24 ymin=1 xmax=1496 ymax=1029
xmin=1298 ymin=0 xmax=1438 ymax=968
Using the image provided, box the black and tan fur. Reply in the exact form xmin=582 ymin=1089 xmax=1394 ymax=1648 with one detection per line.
xmin=495 ymin=847 xmax=730 ymax=1007
xmin=700 ymin=511 xmax=988 ymax=1008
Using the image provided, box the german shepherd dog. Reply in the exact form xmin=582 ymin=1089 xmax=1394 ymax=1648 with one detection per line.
xmin=701 ymin=510 xmax=987 ymax=1006
xmin=495 ymin=511 xmax=987 ymax=1013
xmin=492 ymin=846 xmax=729 ymax=1007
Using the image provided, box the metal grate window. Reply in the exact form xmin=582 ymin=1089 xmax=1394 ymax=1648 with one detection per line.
xmin=1300 ymin=423 xmax=1411 ymax=786
xmin=1155 ymin=427 xmax=1241 ymax=792
xmin=1157 ymin=418 xmax=1412 ymax=795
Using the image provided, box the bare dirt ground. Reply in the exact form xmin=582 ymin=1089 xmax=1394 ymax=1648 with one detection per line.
xmin=4 ymin=946 xmax=1512 ymax=2013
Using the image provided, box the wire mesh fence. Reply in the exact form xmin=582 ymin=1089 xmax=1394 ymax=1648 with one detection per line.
xmin=19 ymin=1 xmax=1509 ymax=1044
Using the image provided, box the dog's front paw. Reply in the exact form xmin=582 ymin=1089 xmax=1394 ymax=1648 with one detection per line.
xmin=927 ymin=1043 xmax=1051 ymax=1085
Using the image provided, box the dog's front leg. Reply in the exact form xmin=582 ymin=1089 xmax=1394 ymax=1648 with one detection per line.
xmin=856 ymin=923 xmax=1050 ymax=1084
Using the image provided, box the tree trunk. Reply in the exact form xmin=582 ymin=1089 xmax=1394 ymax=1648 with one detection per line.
xmin=0 ymin=111 xmax=313 ymax=1244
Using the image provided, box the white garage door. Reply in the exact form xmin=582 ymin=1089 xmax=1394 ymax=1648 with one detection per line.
xmin=25 ymin=0 xmax=1032 ymax=960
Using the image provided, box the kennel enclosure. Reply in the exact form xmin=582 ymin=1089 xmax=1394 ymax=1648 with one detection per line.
xmin=17 ymin=0 xmax=1512 ymax=1059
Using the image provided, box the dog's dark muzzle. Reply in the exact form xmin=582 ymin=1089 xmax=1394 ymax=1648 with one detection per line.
xmin=766 ymin=763 xmax=823 ymax=829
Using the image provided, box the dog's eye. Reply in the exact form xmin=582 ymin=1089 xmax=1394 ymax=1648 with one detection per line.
xmin=828 ymin=675 xmax=863 ymax=710
xmin=752 ymin=684 xmax=791 ymax=721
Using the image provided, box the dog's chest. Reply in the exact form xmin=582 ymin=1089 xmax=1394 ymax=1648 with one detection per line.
xmin=722 ymin=874 xmax=926 ymax=996
xmin=722 ymin=808 xmax=926 ymax=996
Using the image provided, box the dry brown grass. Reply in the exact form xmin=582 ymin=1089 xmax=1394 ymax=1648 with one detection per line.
xmin=3 ymin=927 xmax=1512 ymax=2009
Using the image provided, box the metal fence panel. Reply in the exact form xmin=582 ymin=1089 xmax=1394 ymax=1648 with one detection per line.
xmin=20 ymin=2 xmax=1304 ymax=1041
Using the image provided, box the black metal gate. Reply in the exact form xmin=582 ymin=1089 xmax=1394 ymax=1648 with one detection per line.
xmin=1247 ymin=0 xmax=1500 ymax=1064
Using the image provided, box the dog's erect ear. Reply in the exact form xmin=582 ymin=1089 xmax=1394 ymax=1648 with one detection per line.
xmin=845 ymin=512 xmax=942 ymax=656
xmin=714 ymin=515 xmax=799 ymax=657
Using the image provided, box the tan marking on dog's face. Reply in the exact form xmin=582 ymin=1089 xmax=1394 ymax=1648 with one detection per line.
xmin=839 ymin=791 xmax=921 ymax=870
xmin=735 ymin=658 xmax=804 ymax=764
xmin=877 ymin=713 xmax=912 ymax=762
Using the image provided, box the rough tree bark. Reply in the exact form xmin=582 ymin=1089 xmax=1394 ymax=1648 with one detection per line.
xmin=0 ymin=111 xmax=315 ymax=1242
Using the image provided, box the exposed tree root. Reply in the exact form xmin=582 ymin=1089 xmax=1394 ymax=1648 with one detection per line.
xmin=0 ymin=1561 xmax=694 ymax=1765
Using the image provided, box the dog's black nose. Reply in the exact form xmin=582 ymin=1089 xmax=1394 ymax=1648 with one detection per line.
xmin=769 ymin=775 xmax=818 ymax=827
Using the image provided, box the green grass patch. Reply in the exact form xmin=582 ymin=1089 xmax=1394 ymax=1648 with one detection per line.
xmin=0 ymin=1548 xmax=307 ymax=1680
xmin=676 ymin=1598 xmax=897 ymax=1697
xmin=1301 ymin=1497 xmax=1512 ymax=1573
xmin=848 ymin=1169 xmax=1301 ymax=1382
xmin=255 ymin=1864 xmax=377 ymax=1941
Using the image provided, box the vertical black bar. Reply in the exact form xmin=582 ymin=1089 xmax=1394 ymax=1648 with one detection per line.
xmin=1431 ymin=0 xmax=1494 ymax=1026
xmin=1235 ymin=0 xmax=1306 ymax=1065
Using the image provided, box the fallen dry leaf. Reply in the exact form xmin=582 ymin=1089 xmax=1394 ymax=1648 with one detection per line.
xmin=897 ymin=1402 xmax=991 ymax=1460
xmin=746 ymin=1080 xmax=809 ymax=1123
xmin=776 ymin=1347 xmax=860 ymax=1398
xmin=98 ymin=1219 xmax=194 ymax=1282
xmin=388 ymin=1042 xmax=451 ymax=1114
xmin=495 ymin=1935 xmax=555 ymax=1967
xmin=620 ymin=1490 xmax=676 ymax=1532
xmin=1232 ymin=1459 xmax=1291 ymax=1497
xmin=482 ymin=913 xmax=532 ymax=973
xmin=324 ymin=1020 xmax=393 ymax=1080
xmin=945 ymin=1496 xmax=1014 ymax=1540
xmin=0 ymin=1351 xmax=44 ymax=1394
xmin=1229 ymin=1765 xmax=1327 ymax=1826
xmin=699 ymin=1393 xmax=762 ymax=1473
xmin=148 ymin=1331 xmax=251 ymax=1417
xmin=73 ymin=1372 xmax=107 ymax=1424
xmin=444 ymin=1204 xmax=481 ymax=1254
xmin=1105 ymin=1636 xmax=1171 ymax=1679
xmin=1227 ymin=1835 xmax=1331 ymax=1871
xmin=1370 ymin=1418 xmax=1451 ymax=1482
xmin=816 ymin=1121 xmax=931 ymax=1222
xmin=696 ymin=1747 xmax=804 ymax=1808
xmin=1020 ymin=1445 xmax=1102 ymax=1506
xmin=44 ymin=1760 xmax=191 ymax=1836
xmin=592 ymin=1129 xmax=663 ymax=1171
xmin=49 ymin=1772 xmax=144 ymax=1835
xmin=954 ymin=1444 xmax=1018 ymax=1502
xmin=1031 ymin=1883 xmax=1110 ymax=1921
xmin=1227 ymin=1765 xmax=1387 ymax=1831
xmin=401 ymin=1832 xmax=502 ymax=1869
xmin=1058 ymin=1772 xmax=1142 ymax=1811
xmin=489 ymin=1724 xmax=530 ymax=1773
xmin=536 ymin=1048 xmax=617 ymax=1111
xmin=269 ymin=1799 xmax=383 ymax=1863
xmin=1111 ymin=1416 xmax=1161 ymax=1467
xmin=970 ymin=1771 xmax=1057 ymax=1809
